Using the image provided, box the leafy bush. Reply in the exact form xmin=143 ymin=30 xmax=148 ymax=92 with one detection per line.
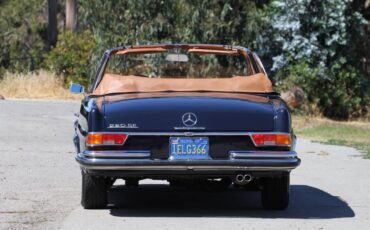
xmin=79 ymin=0 xmax=269 ymax=67
xmin=264 ymin=0 xmax=369 ymax=119
xmin=321 ymin=61 xmax=369 ymax=118
xmin=276 ymin=60 xmax=369 ymax=119
xmin=44 ymin=31 xmax=96 ymax=87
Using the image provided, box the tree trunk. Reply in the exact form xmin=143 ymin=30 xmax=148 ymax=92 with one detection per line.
xmin=66 ymin=0 xmax=77 ymax=31
xmin=47 ymin=0 xmax=58 ymax=49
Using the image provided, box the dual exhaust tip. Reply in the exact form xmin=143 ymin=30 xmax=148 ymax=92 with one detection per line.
xmin=234 ymin=173 xmax=253 ymax=185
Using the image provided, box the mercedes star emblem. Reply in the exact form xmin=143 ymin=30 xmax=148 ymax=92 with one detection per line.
xmin=182 ymin=112 xmax=197 ymax=127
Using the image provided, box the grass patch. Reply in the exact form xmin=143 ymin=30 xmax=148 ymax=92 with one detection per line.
xmin=0 ymin=70 xmax=82 ymax=100
xmin=293 ymin=116 xmax=370 ymax=157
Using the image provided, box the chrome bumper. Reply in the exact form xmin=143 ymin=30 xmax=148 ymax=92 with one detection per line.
xmin=76 ymin=150 xmax=300 ymax=171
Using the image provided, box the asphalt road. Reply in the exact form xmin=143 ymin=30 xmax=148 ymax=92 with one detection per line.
xmin=1 ymin=99 xmax=370 ymax=230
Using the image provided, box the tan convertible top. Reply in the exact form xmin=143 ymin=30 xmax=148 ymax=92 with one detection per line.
xmin=92 ymin=73 xmax=273 ymax=95
xmin=91 ymin=45 xmax=273 ymax=95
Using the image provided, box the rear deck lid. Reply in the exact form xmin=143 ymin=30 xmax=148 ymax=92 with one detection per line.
xmin=101 ymin=92 xmax=275 ymax=132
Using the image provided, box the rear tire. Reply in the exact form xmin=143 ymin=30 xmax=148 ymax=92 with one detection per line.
xmin=261 ymin=174 xmax=290 ymax=210
xmin=81 ymin=170 xmax=108 ymax=209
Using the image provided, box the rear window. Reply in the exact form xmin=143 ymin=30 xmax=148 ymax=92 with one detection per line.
xmin=104 ymin=48 xmax=253 ymax=79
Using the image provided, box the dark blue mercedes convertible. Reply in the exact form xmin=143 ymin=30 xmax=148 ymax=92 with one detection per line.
xmin=71 ymin=44 xmax=300 ymax=210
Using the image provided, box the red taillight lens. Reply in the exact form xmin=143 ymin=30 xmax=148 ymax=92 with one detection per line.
xmin=251 ymin=134 xmax=291 ymax=146
xmin=87 ymin=133 xmax=127 ymax=145
xmin=102 ymin=134 xmax=127 ymax=145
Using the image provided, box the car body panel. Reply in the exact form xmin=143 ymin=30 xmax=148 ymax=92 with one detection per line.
xmin=102 ymin=93 xmax=275 ymax=132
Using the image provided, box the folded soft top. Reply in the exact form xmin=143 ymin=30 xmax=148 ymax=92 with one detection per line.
xmin=92 ymin=73 xmax=273 ymax=96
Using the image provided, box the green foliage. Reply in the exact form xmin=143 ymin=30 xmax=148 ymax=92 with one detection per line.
xmin=321 ymin=61 xmax=369 ymax=118
xmin=79 ymin=0 xmax=269 ymax=66
xmin=44 ymin=31 xmax=96 ymax=87
xmin=276 ymin=60 xmax=369 ymax=119
xmin=0 ymin=0 xmax=369 ymax=119
xmin=0 ymin=0 xmax=47 ymax=72
xmin=265 ymin=0 xmax=367 ymax=70
xmin=175 ymin=1 xmax=268 ymax=48
xmin=79 ymin=0 xmax=178 ymax=68
xmin=264 ymin=0 xmax=369 ymax=119
xmin=0 ymin=67 xmax=5 ymax=80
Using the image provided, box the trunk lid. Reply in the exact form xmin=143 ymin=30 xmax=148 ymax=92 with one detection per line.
xmin=101 ymin=92 xmax=275 ymax=132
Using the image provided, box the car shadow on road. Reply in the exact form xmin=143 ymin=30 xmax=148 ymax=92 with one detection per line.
xmin=108 ymin=184 xmax=354 ymax=219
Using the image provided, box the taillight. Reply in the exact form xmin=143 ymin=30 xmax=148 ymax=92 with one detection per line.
xmin=87 ymin=133 xmax=127 ymax=146
xmin=251 ymin=133 xmax=291 ymax=146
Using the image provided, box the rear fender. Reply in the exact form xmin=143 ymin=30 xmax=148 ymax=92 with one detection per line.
xmin=272 ymin=98 xmax=291 ymax=133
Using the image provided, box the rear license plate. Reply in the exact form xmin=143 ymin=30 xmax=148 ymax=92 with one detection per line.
xmin=169 ymin=137 xmax=209 ymax=160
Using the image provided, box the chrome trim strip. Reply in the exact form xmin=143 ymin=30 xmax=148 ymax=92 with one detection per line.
xmin=83 ymin=150 xmax=151 ymax=159
xmin=229 ymin=151 xmax=297 ymax=159
xmin=82 ymin=150 xmax=296 ymax=159
xmin=81 ymin=165 xmax=297 ymax=171
xmin=76 ymin=153 xmax=300 ymax=171
xmin=88 ymin=131 xmax=291 ymax=136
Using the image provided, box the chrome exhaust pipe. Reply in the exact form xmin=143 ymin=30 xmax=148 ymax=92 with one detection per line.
xmin=235 ymin=174 xmax=245 ymax=184
xmin=233 ymin=173 xmax=253 ymax=185
xmin=243 ymin=174 xmax=253 ymax=183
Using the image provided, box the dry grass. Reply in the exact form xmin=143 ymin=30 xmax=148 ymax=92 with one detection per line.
xmin=0 ymin=71 xmax=82 ymax=100
xmin=293 ymin=115 xmax=370 ymax=156
xmin=293 ymin=115 xmax=370 ymax=130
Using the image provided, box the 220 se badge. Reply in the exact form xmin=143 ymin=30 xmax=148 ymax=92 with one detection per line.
xmin=71 ymin=44 xmax=300 ymax=210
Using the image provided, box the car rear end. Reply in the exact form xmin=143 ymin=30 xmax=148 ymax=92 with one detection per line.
xmin=73 ymin=44 xmax=300 ymax=210
xmin=75 ymin=93 xmax=300 ymax=210
xmin=77 ymin=93 xmax=299 ymax=177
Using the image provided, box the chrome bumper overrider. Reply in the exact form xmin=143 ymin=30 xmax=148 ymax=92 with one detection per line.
xmin=76 ymin=150 xmax=300 ymax=171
